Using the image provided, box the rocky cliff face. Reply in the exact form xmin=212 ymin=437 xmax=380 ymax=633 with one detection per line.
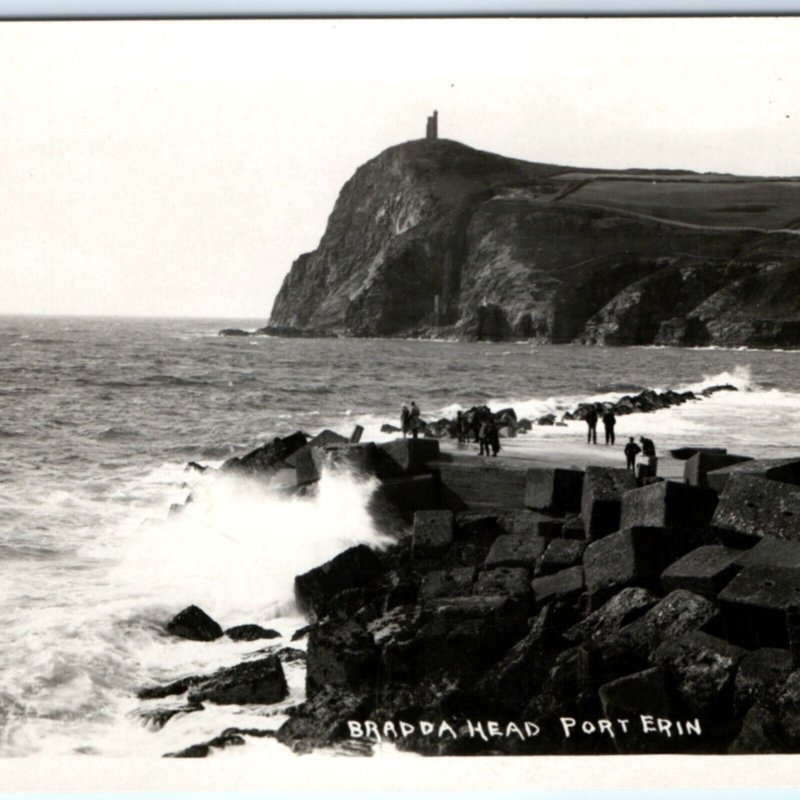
xmin=268 ymin=139 xmax=800 ymax=347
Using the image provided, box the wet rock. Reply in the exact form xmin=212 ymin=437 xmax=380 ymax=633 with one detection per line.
xmin=294 ymin=544 xmax=383 ymax=619
xmin=729 ymin=702 xmax=786 ymax=754
xmin=734 ymin=648 xmax=794 ymax=715
xmin=537 ymin=539 xmax=587 ymax=576
xmin=381 ymin=596 xmax=528 ymax=685
xmin=306 ymin=619 xmax=379 ymax=697
xmin=531 ymin=566 xmax=584 ymax=605
xmin=166 ymin=605 xmax=223 ymax=642
xmin=185 ymin=461 xmax=208 ymax=473
xmin=536 ymin=414 xmax=556 ymax=426
xmin=620 ymin=481 xmax=718 ymax=531
xmin=661 ymin=545 xmax=745 ymax=599
xmin=564 ymin=586 xmax=659 ymax=645
xmin=706 ymin=457 xmax=800 ymax=494
xmin=225 ymin=624 xmax=281 ymax=642
xmin=583 ymin=526 xmax=698 ymax=606
xmin=614 ymin=589 xmax=718 ymax=658
xmin=291 ymin=624 xmax=315 ymax=642
xmin=137 ymin=675 xmax=197 ymax=701
xmin=525 ymin=467 xmax=584 ymax=514
xmin=412 ymin=510 xmax=454 ymax=556
xmin=275 ymin=647 xmax=307 ymax=664
xmin=186 ymin=655 xmax=288 ymax=705
xmin=475 ymin=603 xmax=574 ymax=713
xmin=136 ymin=702 xmax=204 ymax=730
xmin=222 ymin=431 xmax=308 ymax=475
xmin=717 ymin=564 xmax=800 ymax=648
xmin=712 ymin=475 xmax=800 ymax=543
xmin=683 ymin=452 xmax=753 ymax=488
xmin=484 ymin=534 xmax=547 ymax=569
xmin=164 ymin=726 xmax=277 ymax=758
xmin=420 ymin=567 xmax=476 ymax=599
xmin=580 ymin=467 xmax=637 ymax=539
xmin=598 ymin=667 xmax=681 ymax=754
xmin=474 ymin=566 xmax=532 ymax=597
xmin=381 ymin=423 xmax=401 ymax=434
xmin=651 ymin=630 xmax=748 ymax=715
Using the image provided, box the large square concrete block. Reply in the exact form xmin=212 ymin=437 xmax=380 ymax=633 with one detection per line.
xmin=484 ymin=534 xmax=547 ymax=569
xmin=712 ymin=475 xmax=800 ymax=543
xmin=525 ymin=467 xmax=584 ymax=513
xmin=436 ymin=462 xmax=528 ymax=511
xmin=620 ymin=480 xmax=718 ymax=531
xmin=717 ymin=564 xmax=800 ymax=647
xmin=531 ymin=565 xmax=584 ymax=605
xmin=375 ymin=438 xmax=440 ymax=479
xmin=583 ymin=526 xmax=699 ymax=606
xmin=736 ymin=539 xmax=800 ymax=570
xmin=580 ymin=466 xmax=637 ymax=539
xmin=683 ymin=452 xmax=752 ymax=488
xmin=661 ymin=544 xmax=744 ymax=599
xmin=706 ymin=458 xmax=800 ymax=494
xmin=412 ymin=510 xmax=454 ymax=555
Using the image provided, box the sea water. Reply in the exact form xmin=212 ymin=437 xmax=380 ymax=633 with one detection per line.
xmin=2 ymin=314 xmax=800 ymax=757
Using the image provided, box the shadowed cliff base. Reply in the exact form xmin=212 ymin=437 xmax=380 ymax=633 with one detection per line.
xmin=267 ymin=137 xmax=800 ymax=349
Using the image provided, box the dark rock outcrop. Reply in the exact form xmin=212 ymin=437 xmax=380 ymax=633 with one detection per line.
xmin=166 ymin=605 xmax=223 ymax=642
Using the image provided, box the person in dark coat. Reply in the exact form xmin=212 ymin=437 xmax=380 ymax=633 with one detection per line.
xmin=400 ymin=404 xmax=410 ymax=438
xmin=585 ymin=407 xmax=598 ymax=444
xmin=624 ymin=437 xmax=641 ymax=470
xmin=409 ymin=401 xmax=421 ymax=439
xmin=602 ymin=409 xmax=617 ymax=445
xmin=640 ymin=436 xmax=656 ymax=459
xmin=478 ymin=420 xmax=490 ymax=456
xmin=487 ymin=419 xmax=501 ymax=457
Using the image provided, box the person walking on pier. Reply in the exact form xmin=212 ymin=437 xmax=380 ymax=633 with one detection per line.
xmin=602 ymin=409 xmax=617 ymax=445
xmin=625 ymin=437 xmax=641 ymax=471
xmin=585 ymin=407 xmax=598 ymax=444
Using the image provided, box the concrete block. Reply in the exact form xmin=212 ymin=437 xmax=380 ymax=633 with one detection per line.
xmin=706 ymin=458 xmax=800 ymax=494
xmin=436 ymin=461 xmax=528 ymax=511
xmin=531 ymin=565 xmax=584 ymax=605
xmin=670 ymin=446 xmax=727 ymax=461
xmin=583 ymin=526 xmax=699 ymax=606
xmin=684 ymin=452 xmax=753 ymax=488
xmin=734 ymin=648 xmax=794 ymax=714
xmin=712 ymin=475 xmax=800 ymax=543
xmin=370 ymin=474 xmax=440 ymax=524
xmin=564 ymin=586 xmax=659 ymax=645
xmin=620 ymin=480 xmax=718 ymax=531
xmin=736 ymin=539 xmax=800 ymax=570
xmin=412 ymin=510 xmax=454 ymax=555
xmin=375 ymin=438 xmax=440 ymax=479
xmin=508 ymin=510 xmax=563 ymax=538
xmin=661 ymin=545 xmax=745 ymax=599
xmin=484 ymin=534 xmax=547 ymax=569
xmin=537 ymin=538 xmax=587 ymax=576
xmin=525 ymin=467 xmax=584 ymax=513
xmin=717 ymin=564 xmax=800 ymax=647
xmin=420 ymin=567 xmax=476 ymax=599
xmin=474 ymin=566 xmax=531 ymax=597
xmin=580 ymin=466 xmax=637 ymax=539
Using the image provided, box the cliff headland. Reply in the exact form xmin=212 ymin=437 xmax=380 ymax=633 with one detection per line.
xmin=265 ymin=137 xmax=800 ymax=348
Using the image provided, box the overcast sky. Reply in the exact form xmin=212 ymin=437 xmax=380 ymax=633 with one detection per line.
xmin=2 ymin=17 xmax=799 ymax=319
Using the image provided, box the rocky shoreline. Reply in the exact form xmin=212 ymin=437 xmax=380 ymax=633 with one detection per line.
xmin=138 ymin=388 xmax=800 ymax=758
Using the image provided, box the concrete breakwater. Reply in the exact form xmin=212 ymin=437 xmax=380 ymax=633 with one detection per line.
xmin=139 ymin=422 xmax=800 ymax=757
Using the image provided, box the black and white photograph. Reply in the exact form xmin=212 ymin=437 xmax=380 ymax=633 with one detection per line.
xmin=3 ymin=14 xmax=800 ymax=778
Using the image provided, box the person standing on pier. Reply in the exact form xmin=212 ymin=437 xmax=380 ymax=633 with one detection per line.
xmin=602 ymin=408 xmax=617 ymax=445
xmin=625 ymin=437 xmax=641 ymax=470
xmin=585 ymin=406 xmax=598 ymax=444
xmin=400 ymin=404 xmax=410 ymax=438
xmin=409 ymin=401 xmax=422 ymax=440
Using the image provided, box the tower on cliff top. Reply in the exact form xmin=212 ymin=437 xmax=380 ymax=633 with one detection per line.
xmin=426 ymin=110 xmax=438 ymax=141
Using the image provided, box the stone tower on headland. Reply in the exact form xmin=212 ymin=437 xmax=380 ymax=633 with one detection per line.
xmin=426 ymin=110 xmax=438 ymax=140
